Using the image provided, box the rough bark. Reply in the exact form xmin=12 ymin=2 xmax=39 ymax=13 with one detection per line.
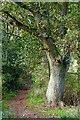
xmin=45 ymin=61 xmax=66 ymax=108
xmin=43 ymin=39 xmax=67 ymax=108
xmin=33 ymin=7 xmax=67 ymax=106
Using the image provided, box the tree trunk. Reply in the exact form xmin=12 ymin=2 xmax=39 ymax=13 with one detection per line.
xmin=45 ymin=60 xmax=66 ymax=108
xmin=43 ymin=39 xmax=66 ymax=108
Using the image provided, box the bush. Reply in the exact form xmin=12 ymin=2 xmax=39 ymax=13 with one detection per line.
xmin=63 ymin=73 xmax=79 ymax=106
xmin=2 ymin=107 xmax=15 ymax=118
xmin=2 ymin=64 xmax=24 ymax=91
xmin=27 ymin=63 xmax=49 ymax=105
xmin=27 ymin=63 xmax=79 ymax=107
xmin=2 ymin=91 xmax=17 ymax=100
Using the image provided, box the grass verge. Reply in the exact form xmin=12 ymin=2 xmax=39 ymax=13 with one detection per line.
xmin=41 ymin=107 xmax=79 ymax=119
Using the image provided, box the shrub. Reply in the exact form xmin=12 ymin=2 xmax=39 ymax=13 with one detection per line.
xmin=63 ymin=73 xmax=79 ymax=106
xmin=2 ymin=64 xmax=24 ymax=91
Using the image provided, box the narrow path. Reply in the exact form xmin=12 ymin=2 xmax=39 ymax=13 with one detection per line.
xmin=7 ymin=81 xmax=59 ymax=118
xmin=7 ymin=81 xmax=36 ymax=118
xmin=8 ymin=89 xmax=28 ymax=117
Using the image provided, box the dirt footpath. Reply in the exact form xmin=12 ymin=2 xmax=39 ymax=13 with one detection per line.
xmin=7 ymin=81 xmax=36 ymax=118
xmin=7 ymin=82 xmax=59 ymax=118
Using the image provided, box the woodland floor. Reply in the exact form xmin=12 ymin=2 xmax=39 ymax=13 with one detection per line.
xmin=7 ymin=80 xmax=59 ymax=118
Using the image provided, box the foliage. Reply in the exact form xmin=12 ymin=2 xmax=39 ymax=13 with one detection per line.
xmin=27 ymin=63 xmax=49 ymax=104
xmin=2 ymin=31 xmax=24 ymax=91
xmin=27 ymin=97 xmax=45 ymax=106
xmin=40 ymin=107 xmax=79 ymax=119
xmin=2 ymin=21 xmax=43 ymax=91
xmin=1 ymin=2 xmax=79 ymax=57
xmin=2 ymin=91 xmax=17 ymax=100
xmin=2 ymin=100 xmax=15 ymax=118
xmin=2 ymin=107 xmax=15 ymax=118
xmin=21 ymin=110 xmax=29 ymax=118
xmin=63 ymin=73 xmax=79 ymax=106
xmin=2 ymin=100 xmax=9 ymax=111
xmin=2 ymin=73 xmax=24 ymax=91
xmin=1 ymin=2 xmax=79 ymax=111
xmin=27 ymin=60 xmax=79 ymax=106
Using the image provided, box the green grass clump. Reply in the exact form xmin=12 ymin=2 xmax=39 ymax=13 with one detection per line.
xmin=2 ymin=100 xmax=15 ymax=118
xmin=3 ymin=91 xmax=17 ymax=100
xmin=2 ymin=100 xmax=9 ymax=111
xmin=2 ymin=101 xmax=15 ymax=118
xmin=27 ymin=64 xmax=49 ymax=106
xmin=27 ymin=97 xmax=45 ymax=105
xmin=43 ymin=107 xmax=51 ymax=111
xmin=41 ymin=107 xmax=79 ymax=119
xmin=2 ymin=107 xmax=15 ymax=118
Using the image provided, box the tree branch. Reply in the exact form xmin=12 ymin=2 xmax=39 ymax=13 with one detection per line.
xmin=0 ymin=18 xmax=9 ymax=24
xmin=67 ymin=72 xmax=78 ymax=75
xmin=62 ymin=2 xmax=68 ymax=16
xmin=15 ymin=2 xmax=34 ymax=14
xmin=60 ymin=2 xmax=68 ymax=39
xmin=45 ymin=37 xmax=59 ymax=58
xmin=3 ymin=31 xmax=24 ymax=38
xmin=1 ymin=10 xmax=39 ymax=37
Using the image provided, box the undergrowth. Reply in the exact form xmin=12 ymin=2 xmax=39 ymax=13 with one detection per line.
xmin=27 ymin=63 xmax=79 ymax=119
xmin=2 ymin=91 xmax=17 ymax=100
xmin=2 ymin=92 xmax=18 ymax=118
xmin=41 ymin=107 xmax=79 ymax=119
xmin=2 ymin=100 xmax=15 ymax=118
